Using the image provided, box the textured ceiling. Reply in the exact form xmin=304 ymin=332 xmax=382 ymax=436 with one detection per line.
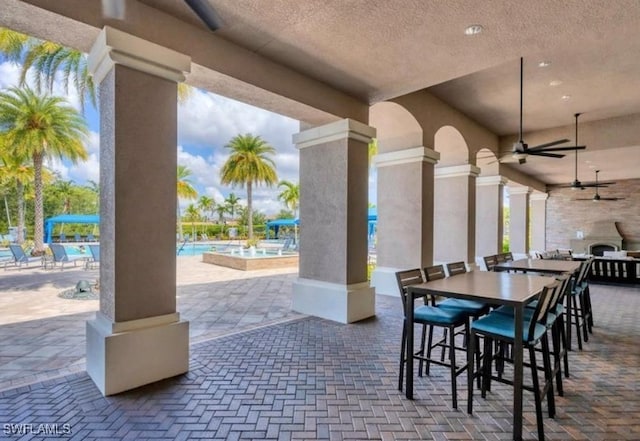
xmin=7 ymin=0 xmax=640 ymax=183
xmin=136 ymin=0 xmax=640 ymax=186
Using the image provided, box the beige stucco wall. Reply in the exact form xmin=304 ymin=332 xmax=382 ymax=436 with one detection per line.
xmin=298 ymin=138 xmax=369 ymax=284
xmin=100 ymin=65 xmax=177 ymax=322
xmin=434 ymin=175 xmax=475 ymax=263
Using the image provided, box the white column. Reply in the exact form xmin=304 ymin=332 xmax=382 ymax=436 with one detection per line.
xmin=86 ymin=27 xmax=191 ymax=396
xmin=530 ymin=192 xmax=548 ymax=254
xmin=476 ymin=176 xmax=507 ymax=260
xmin=371 ymin=146 xmax=440 ymax=296
xmin=292 ymin=119 xmax=375 ymax=323
xmin=434 ymin=164 xmax=480 ymax=267
xmin=508 ymin=185 xmax=531 ymax=257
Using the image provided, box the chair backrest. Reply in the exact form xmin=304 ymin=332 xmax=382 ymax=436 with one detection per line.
xmin=503 ymin=252 xmax=514 ymax=262
xmin=495 ymin=253 xmax=507 ymax=263
xmin=527 ymin=279 xmax=559 ymax=340
xmin=282 ymin=237 xmax=292 ymax=251
xmin=9 ymin=244 xmax=26 ymax=262
xmin=483 ymin=255 xmax=498 ymax=271
xmin=50 ymin=244 xmax=69 ymax=262
xmin=548 ymin=274 xmax=570 ymax=313
xmin=74 ymin=233 xmax=81 ymax=242
xmin=395 ymin=268 xmax=426 ymax=313
xmin=424 ymin=264 xmax=446 ymax=281
xmin=59 ymin=233 xmax=66 ymax=242
xmin=87 ymin=233 xmax=95 ymax=242
xmin=89 ymin=244 xmax=100 ymax=262
xmin=446 ymin=261 xmax=467 ymax=277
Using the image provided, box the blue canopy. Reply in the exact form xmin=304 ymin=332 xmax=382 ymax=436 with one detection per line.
xmin=44 ymin=214 xmax=99 ymax=243
xmin=265 ymin=218 xmax=299 ymax=239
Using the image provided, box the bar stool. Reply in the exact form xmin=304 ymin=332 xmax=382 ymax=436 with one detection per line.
xmin=395 ymin=268 xmax=469 ymax=409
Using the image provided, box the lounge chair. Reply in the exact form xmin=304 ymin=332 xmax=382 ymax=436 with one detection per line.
xmin=74 ymin=233 xmax=82 ymax=242
xmin=48 ymin=243 xmax=85 ymax=270
xmin=87 ymin=233 xmax=96 ymax=242
xmin=8 ymin=244 xmax=42 ymax=269
xmin=85 ymin=244 xmax=100 ymax=269
xmin=59 ymin=233 xmax=67 ymax=242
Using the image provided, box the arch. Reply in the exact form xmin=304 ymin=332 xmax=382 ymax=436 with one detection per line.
xmin=434 ymin=125 xmax=469 ymax=167
xmin=369 ymin=102 xmax=423 ymax=153
xmin=476 ymin=148 xmax=500 ymax=175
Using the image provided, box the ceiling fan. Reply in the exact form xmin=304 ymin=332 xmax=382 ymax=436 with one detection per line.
xmin=102 ymin=0 xmax=222 ymax=31
xmin=552 ymin=113 xmax=616 ymax=190
xmin=500 ymin=58 xmax=585 ymax=165
xmin=575 ymin=170 xmax=625 ymax=201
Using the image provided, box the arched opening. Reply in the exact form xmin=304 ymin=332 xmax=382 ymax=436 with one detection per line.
xmin=434 ymin=125 xmax=469 ymax=167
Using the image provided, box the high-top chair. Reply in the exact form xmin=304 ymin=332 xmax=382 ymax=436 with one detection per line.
xmin=483 ymin=255 xmax=498 ymax=271
xmin=396 ymin=268 xmax=469 ymax=409
xmin=566 ymin=257 xmax=594 ymax=350
xmin=468 ymin=279 xmax=560 ymax=441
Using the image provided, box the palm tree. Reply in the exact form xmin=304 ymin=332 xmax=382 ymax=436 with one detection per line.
xmin=224 ymin=192 xmax=241 ymax=220
xmin=278 ymin=180 xmax=300 ymax=243
xmin=177 ymin=164 xmax=198 ymax=240
xmin=197 ymin=195 xmax=215 ymax=222
xmin=184 ymin=203 xmax=201 ymax=241
xmin=0 ymin=26 xmax=192 ymax=110
xmin=0 ymin=154 xmax=34 ymax=244
xmin=215 ymin=204 xmax=228 ymax=223
xmin=0 ymin=87 xmax=88 ymax=253
xmin=220 ymin=134 xmax=278 ymax=239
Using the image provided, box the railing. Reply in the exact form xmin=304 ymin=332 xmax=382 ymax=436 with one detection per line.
xmin=588 ymin=258 xmax=640 ymax=284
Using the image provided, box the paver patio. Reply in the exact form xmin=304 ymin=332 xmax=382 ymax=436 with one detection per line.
xmin=0 ymin=260 xmax=639 ymax=439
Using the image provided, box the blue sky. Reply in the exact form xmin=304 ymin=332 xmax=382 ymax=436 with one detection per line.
xmin=0 ymin=57 xmax=303 ymax=215
xmin=1 ymin=56 xmax=378 ymax=215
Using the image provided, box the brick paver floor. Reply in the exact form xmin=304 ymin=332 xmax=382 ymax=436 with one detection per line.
xmin=0 ymin=256 xmax=301 ymax=390
xmin=0 ymin=280 xmax=638 ymax=440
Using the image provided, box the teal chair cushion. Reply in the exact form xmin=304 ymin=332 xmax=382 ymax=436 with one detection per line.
xmin=414 ymin=305 xmax=466 ymax=325
xmin=494 ymin=306 xmax=558 ymax=328
xmin=439 ymin=298 xmax=488 ymax=314
xmin=471 ymin=312 xmax=547 ymax=342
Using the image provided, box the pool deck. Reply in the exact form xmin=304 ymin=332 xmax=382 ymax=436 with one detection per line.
xmin=0 ymin=255 xmax=301 ymax=391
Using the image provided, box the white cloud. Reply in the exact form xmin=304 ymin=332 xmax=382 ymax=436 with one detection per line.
xmin=0 ymin=61 xmax=21 ymax=89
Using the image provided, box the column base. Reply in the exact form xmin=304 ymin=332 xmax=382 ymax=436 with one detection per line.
xmin=86 ymin=312 xmax=189 ymax=396
xmin=292 ymin=278 xmax=375 ymax=324
xmin=371 ymin=266 xmax=402 ymax=296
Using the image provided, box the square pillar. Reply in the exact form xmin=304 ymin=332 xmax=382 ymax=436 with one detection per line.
xmin=508 ymin=185 xmax=531 ymax=257
xmin=371 ymin=147 xmax=440 ymax=296
xmin=476 ymin=176 xmax=507 ymax=259
xmin=86 ymin=27 xmax=191 ymax=395
xmin=292 ymin=119 xmax=375 ymax=323
xmin=434 ymin=165 xmax=480 ymax=266
xmin=530 ymin=192 xmax=548 ymax=253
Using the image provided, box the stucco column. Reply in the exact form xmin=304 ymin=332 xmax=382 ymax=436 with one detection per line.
xmin=85 ymin=27 xmax=191 ymax=395
xmin=371 ymin=146 xmax=440 ymax=296
xmin=292 ymin=119 xmax=375 ymax=323
xmin=434 ymin=165 xmax=480 ymax=266
xmin=508 ymin=185 xmax=531 ymax=257
xmin=530 ymin=192 xmax=548 ymax=253
xmin=475 ymin=176 xmax=507 ymax=261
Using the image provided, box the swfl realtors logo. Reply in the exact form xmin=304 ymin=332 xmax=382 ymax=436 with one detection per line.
xmin=3 ymin=423 xmax=72 ymax=436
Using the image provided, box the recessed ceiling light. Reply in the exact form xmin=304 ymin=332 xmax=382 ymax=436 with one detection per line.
xmin=464 ymin=25 xmax=483 ymax=35
xmin=561 ymin=95 xmax=571 ymax=100
xmin=549 ymin=80 xmax=563 ymax=86
xmin=538 ymin=61 xmax=551 ymax=67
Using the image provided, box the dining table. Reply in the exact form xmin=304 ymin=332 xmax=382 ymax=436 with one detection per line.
xmin=406 ymin=270 xmax=555 ymax=441
xmin=493 ymin=258 xmax=582 ymax=275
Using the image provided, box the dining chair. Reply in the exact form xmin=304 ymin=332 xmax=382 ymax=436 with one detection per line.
xmin=494 ymin=274 xmax=572 ymax=396
xmin=483 ymin=255 xmax=498 ymax=271
xmin=495 ymin=253 xmax=507 ymax=264
xmin=566 ymin=257 xmax=594 ymax=350
xmin=395 ymin=268 xmax=469 ymax=409
xmin=445 ymin=261 xmax=466 ymax=276
xmin=503 ymin=252 xmax=514 ymax=262
xmin=468 ymin=279 xmax=559 ymax=441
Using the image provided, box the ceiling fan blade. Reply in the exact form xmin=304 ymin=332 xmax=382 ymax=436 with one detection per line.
xmin=528 ymin=151 xmax=565 ymax=158
xmin=102 ymin=0 xmax=125 ymax=19
xmin=528 ymin=145 xmax=586 ymax=153
xmin=528 ymin=138 xmax=570 ymax=150
xmin=185 ymin=0 xmax=222 ymax=31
